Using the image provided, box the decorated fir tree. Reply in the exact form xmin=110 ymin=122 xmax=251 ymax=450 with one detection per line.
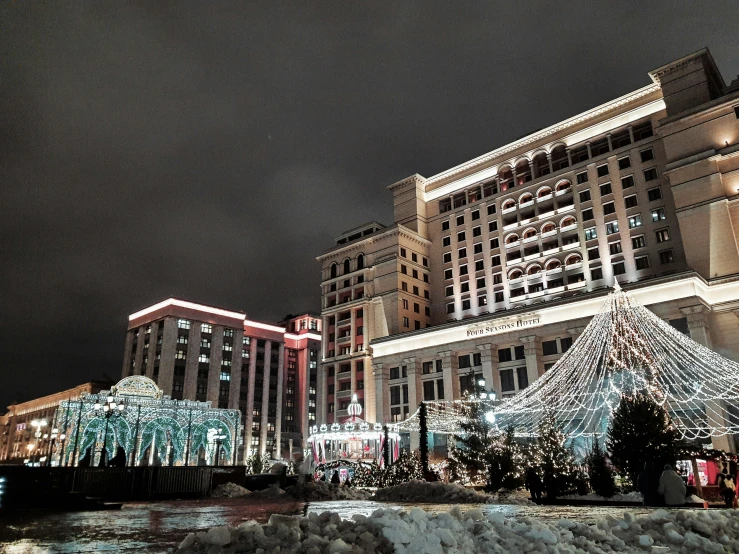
xmin=380 ymin=450 xmax=424 ymax=486
xmin=607 ymin=392 xmax=678 ymax=488
xmin=449 ymin=395 xmax=497 ymax=485
xmin=536 ymin=409 xmax=575 ymax=494
xmin=586 ymin=435 xmax=616 ymax=497
xmin=352 ymin=460 xmax=381 ymax=487
xmin=488 ymin=425 xmax=526 ymax=491
xmin=419 ymin=402 xmax=430 ymax=478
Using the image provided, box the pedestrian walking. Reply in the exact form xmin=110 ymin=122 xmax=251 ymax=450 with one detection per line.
xmin=524 ymin=467 xmax=543 ymax=501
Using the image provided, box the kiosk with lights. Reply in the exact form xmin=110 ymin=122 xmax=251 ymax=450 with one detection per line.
xmin=51 ymin=376 xmax=242 ymax=467
xmin=307 ymin=394 xmax=400 ymax=473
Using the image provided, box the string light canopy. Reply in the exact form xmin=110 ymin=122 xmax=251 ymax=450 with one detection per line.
xmin=493 ymin=281 xmax=739 ymax=441
xmin=393 ymin=398 xmax=490 ymax=435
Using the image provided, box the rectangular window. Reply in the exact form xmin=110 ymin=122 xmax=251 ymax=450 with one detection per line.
xmin=618 ymin=156 xmax=631 ymax=170
xmin=445 ymin=285 xmax=454 ymax=297
xmin=471 ymin=210 xmax=480 ymax=221
xmin=652 ymin=207 xmax=666 ymax=221
xmin=442 ymin=220 xmax=450 ymax=231
xmin=600 ymin=182 xmax=612 ymax=196
xmin=514 ymin=345 xmax=525 ymax=360
xmin=582 ymin=208 xmax=594 ymax=221
xmin=656 ymin=228 xmax=670 ymax=243
xmin=613 ymin=261 xmax=626 ymax=275
xmin=632 ymin=235 xmax=646 ymax=249
xmin=488 ymin=204 xmax=497 ymax=215
xmin=542 ymin=340 xmax=558 ymax=356
xmin=609 ymin=241 xmax=622 ymax=255
xmin=495 ymin=291 xmax=504 ymax=303
xmin=487 ymin=237 xmax=499 ymax=250
xmin=402 ymin=317 xmax=409 ymax=328
xmin=423 ymin=380 xmax=435 ymax=401
xmin=516 ymin=367 xmax=529 ymax=389
xmin=459 ymin=264 xmax=468 ymax=275
xmin=491 ymin=255 xmax=501 ymax=266
xmin=603 ymin=202 xmax=616 ymax=215
xmin=635 ymin=256 xmax=650 ymax=270
xmin=640 ymin=148 xmax=654 ymax=162
xmin=659 ymin=249 xmax=674 ymax=264
xmin=457 ymin=231 xmax=466 ymax=242
xmin=647 ymin=187 xmax=662 ymax=202
xmin=456 ymin=215 xmax=465 ymax=226
xmin=437 ymin=379 xmax=445 ymax=399
xmin=422 ymin=361 xmax=433 ymax=374
xmin=472 ymin=226 xmax=482 ymax=237
xmin=500 ymin=369 xmax=515 ymax=392
xmin=220 ymin=371 xmax=230 ymax=381
xmin=579 ymin=189 xmax=591 ymax=203
xmin=402 ymin=298 xmax=409 ymax=309
xmin=489 ymin=220 xmax=498 ymax=231
xmin=587 ymin=247 xmax=600 ymax=260
xmin=591 ymin=266 xmax=603 ymax=280
xmin=576 ymin=171 xmax=588 ymax=184
xmin=621 ymin=175 xmax=635 ymax=189
xmin=401 ymin=282 xmax=408 ymax=291
xmin=584 ymin=227 xmax=597 ymax=240
xmin=643 ymin=168 xmax=658 ymax=181
xmin=201 ymin=323 xmax=212 ymax=334
xmin=624 ymin=195 xmax=638 ymax=209
xmin=478 ymin=294 xmax=487 ymax=306
xmin=474 ymin=243 xmax=483 ymax=254
xmin=597 ymin=165 xmax=609 ymax=177
xmin=628 ymin=214 xmax=642 ymax=229
xmin=498 ymin=348 xmax=512 ymax=363
xmin=561 ymin=336 xmax=573 ymax=351
xmin=442 ymin=236 xmax=451 ymax=247
xmin=443 ymin=252 xmax=452 ymax=263
xmin=475 ymin=260 xmax=484 ymax=271
xmin=458 ymin=247 xmax=467 ymax=259
xmin=446 ymin=302 xmax=454 ymax=314
xmin=177 ymin=319 xmax=191 ymax=330
xmin=606 ymin=221 xmax=619 ymax=235
xmin=401 ymin=264 xmax=407 ymax=274
xmin=400 ymin=247 xmax=407 ymax=257
xmin=444 ymin=268 xmax=453 ymax=280
xmin=462 ymin=299 xmax=471 ymax=310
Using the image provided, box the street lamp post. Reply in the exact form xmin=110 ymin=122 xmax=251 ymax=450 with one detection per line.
xmin=93 ymin=396 xmax=125 ymax=467
xmin=30 ymin=419 xmax=47 ymax=466
xmin=475 ymin=378 xmax=498 ymax=434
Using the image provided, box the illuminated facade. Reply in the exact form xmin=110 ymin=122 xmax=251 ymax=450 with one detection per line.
xmin=122 ymin=299 xmax=321 ymax=460
xmin=318 ymin=49 xmax=739 ymax=451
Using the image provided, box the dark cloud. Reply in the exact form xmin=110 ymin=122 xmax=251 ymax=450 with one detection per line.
xmin=1 ymin=1 xmax=738 ymax=407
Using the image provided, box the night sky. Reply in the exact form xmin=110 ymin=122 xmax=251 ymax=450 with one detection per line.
xmin=1 ymin=2 xmax=738 ymax=408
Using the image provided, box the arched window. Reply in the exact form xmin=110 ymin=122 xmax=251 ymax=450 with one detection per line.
xmin=527 ymin=264 xmax=541 ymax=275
xmin=555 ymin=179 xmax=571 ymax=192
xmin=522 ymin=228 xmax=537 ymax=240
xmin=508 ymin=268 xmax=523 ymax=280
xmin=519 ymin=193 xmax=534 ymax=205
xmin=537 ymin=186 xmax=552 ymax=198
xmin=545 ymin=259 xmax=561 ymax=271
xmin=357 ymin=254 xmax=364 ymax=270
xmin=505 ymin=233 xmax=519 ymax=245
xmin=565 ymin=254 xmax=582 ymax=266
xmin=343 ymin=259 xmax=351 ymax=274
xmin=502 ymin=199 xmax=516 ymax=211
xmin=541 ymin=222 xmax=556 ymax=234
xmin=560 ymin=216 xmax=576 ymax=228
xmin=330 ymin=263 xmax=338 ymax=279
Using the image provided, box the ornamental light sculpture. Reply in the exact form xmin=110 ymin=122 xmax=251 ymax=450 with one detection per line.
xmin=48 ymin=428 xmax=67 ymax=467
xmin=93 ymin=395 xmax=125 ymax=467
xmin=209 ymin=428 xmax=227 ymax=467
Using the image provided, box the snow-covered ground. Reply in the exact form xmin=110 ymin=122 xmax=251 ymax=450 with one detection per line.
xmin=176 ymin=505 xmax=739 ymax=553
xmin=285 ymin=480 xmax=373 ymax=501
xmin=561 ymin=491 xmax=644 ymax=503
xmin=211 ymin=482 xmax=251 ymax=498
xmin=372 ymin=481 xmax=532 ymax=505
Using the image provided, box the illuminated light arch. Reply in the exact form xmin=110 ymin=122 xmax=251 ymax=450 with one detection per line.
xmin=492 ymin=283 xmax=739 ymax=443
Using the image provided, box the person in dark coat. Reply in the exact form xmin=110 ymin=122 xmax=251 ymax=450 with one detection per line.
xmin=543 ymin=471 xmax=557 ymax=501
xmin=524 ymin=468 xmax=543 ymax=501
xmin=330 ymin=470 xmax=340 ymax=485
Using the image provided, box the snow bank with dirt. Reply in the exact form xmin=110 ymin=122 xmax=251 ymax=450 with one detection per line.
xmin=177 ymin=505 xmax=739 ymax=553
xmin=285 ymin=480 xmax=373 ymax=501
xmin=211 ymin=482 xmax=251 ymax=498
xmin=372 ymin=481 xmax=531 ymax=505
xmin=561 ymin=490 xmax=644 ymax=503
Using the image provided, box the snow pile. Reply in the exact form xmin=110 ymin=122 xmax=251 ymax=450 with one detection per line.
xmin=373 ymin=481 xmax=494 ymax=504
xmin=285 ymin=480 xmax=372 ymax=501
xmin=178 ymin=506 xmax=739 ymax=554
xmin=687 ymin=494 xmax=706 ymax=503
xmin=492 ymin=488 xmax=533 ymax=505
xmin=250 ymin=483 xmax=286 ymax=498
xmin=211 ymin=482 xmax=251 ymax=498
xmin=561 ymin=490 xmax=643 ymax=503
xmin=176 ymin=511 xmax=394 ymax=554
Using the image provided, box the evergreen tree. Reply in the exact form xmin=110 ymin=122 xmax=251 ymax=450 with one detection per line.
xmin=380 ymin=450 xmax=424 ymax=486
xmin=382 ymin=425 xmax=390 ymax=468
xmin=536 ymin=410 xmax=576 ymax=494
xmin=488 ymin=425 xmax=526 ymax=491
xmin=352 ymin=460 xmax=381 ymax=487
xmin=449 ymin=396 xmax=496 ymax=485
xmin=419 ymin=402 xmax=430 ymax=478
xmin=607 ymin=393 xmax=678 ymax=487
xmin=586 ymin=435 xmax=616 ymax=497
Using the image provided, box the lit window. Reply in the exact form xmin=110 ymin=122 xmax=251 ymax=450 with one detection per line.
xmin=632 ymin=235 xmax=646 ymax=249
xmin=220 ymin=371 xmax=231 ymax=381
xmin=655 ymin=228 xmax=670 ymax=243
xmin=652 ymin=207 xmax=666 ymax=222
xmin=201 ymin=323 xmax=212 ymax=334
xmin=177 ymin=319 xmax=191 ymax=330
xmin=628 ymin=214 xmax=642 ymax=229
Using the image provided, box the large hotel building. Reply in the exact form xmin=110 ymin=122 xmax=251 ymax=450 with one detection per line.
xmin=317 ymin=49 xmax=739 ymax=451
xmin=122 ymin=299 xmax=321 ymax=460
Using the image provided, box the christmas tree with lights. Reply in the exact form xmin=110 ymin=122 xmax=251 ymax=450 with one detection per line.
xmin=449 ymin=395 xmax=496 ymax=485
xmin=493 ymin=281 xmax=739 ymax=444
xmin=488 ymin=425 xmax=526 ymax=491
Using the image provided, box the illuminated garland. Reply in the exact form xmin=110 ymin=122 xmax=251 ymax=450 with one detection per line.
xmin=493 ymin=283 xmax=739 ymax=441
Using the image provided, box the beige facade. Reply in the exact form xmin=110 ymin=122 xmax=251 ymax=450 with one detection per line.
xmin=0 ymin=381 xmax=111 ymax=463
xmin=317 ymin=49 xmax=739 ymax=450
xmin=121 ymin=299 xmax=321 ymax=460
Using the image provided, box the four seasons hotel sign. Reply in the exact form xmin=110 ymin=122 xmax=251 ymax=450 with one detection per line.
xmin=465 ymin=313 xmax=542 ymax=338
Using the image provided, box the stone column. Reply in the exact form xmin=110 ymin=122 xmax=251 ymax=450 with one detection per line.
xmin=628 ymin=126 xmax=635 ymax=144
xmin=519 ymin=335 xmax=542 ymax=387
xmin=373 ymin=363 xmax=389 ymax=424
xmin=547 ymin=152 xmax=553 ymax=175
xmin=476 ymin=343 xmax=498 ymax=399
xmin=274 ymin=343 xmax=285 ymax=460
xmin=586 ymin=142 xmax=592 ymax=159
xmin=404 ymin=357 xmax=422 ymax=449
xmin=158 ymin=318 xmax=177 ymax=395
xmin=228 ymin=330 xmax=244 ymax=410
xmin=684 ymin=305 xmax=733 ymax=452
xmin=566 ymin=148 xmax=572 ymax=167
xmin=183 ymin=324 xmax=202 ymax=400
xmin=438 ymin=350 xmax=460 ymax=400
xmin=606 ymin=133 xmax=613 ymax=152
xmin=260 ymin=341 xmax=272 ymax=455
xmin=243 ymin=338 xmax=257 ymax=458
xmin=121 ymin=330 xmax=134 ymax=379
xmin=317 ymin=363 xmax=328 ymax=425
xmin=206 ymin=326 xmax=224 ymax=405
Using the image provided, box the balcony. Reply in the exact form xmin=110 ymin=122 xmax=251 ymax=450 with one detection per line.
xmin=502 ymin=205 xmax=517 ymax=215
xmin=562 ymin=241 xmax=581 ymax=251
xmin=337 ymin=335 xmax=352 ymax=344
xmin=568 ymin=280 xmax=587 ymax=290
xmin=336 ymin=389 xmax=353 ymax=398
xmin=565 ymin=262 xmax=583 ymax=271
xmin=505 ymin=240 xmax=520 ymax=249
xmin=519 ymin=200 xmax=534 ymax=210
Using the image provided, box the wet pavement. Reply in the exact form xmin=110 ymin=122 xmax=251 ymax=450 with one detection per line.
xmin=0 ymin=498 xmax=657 ymax=553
